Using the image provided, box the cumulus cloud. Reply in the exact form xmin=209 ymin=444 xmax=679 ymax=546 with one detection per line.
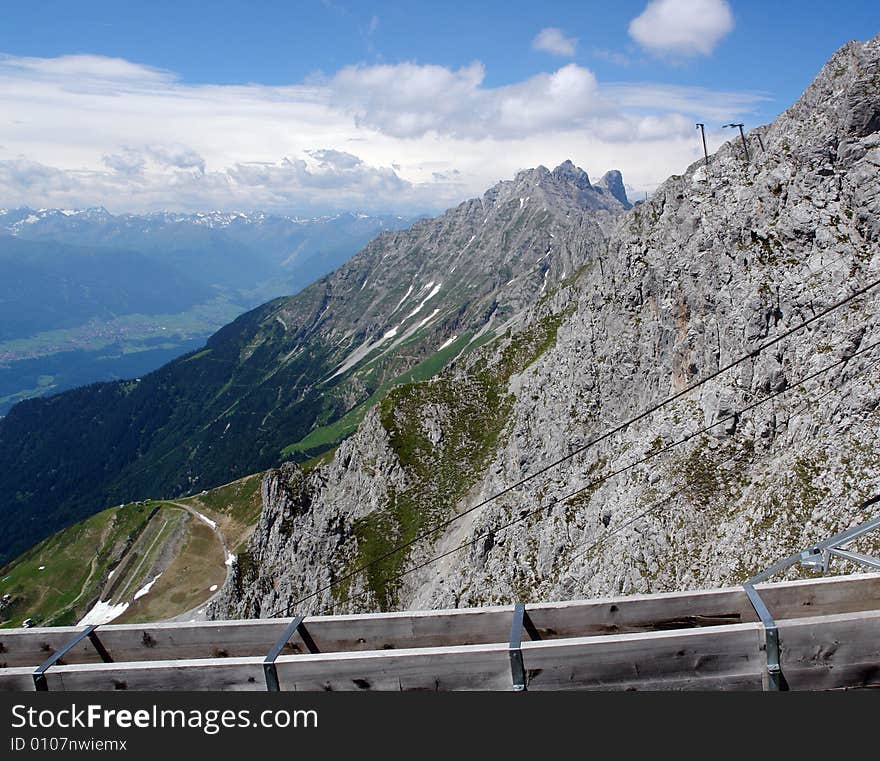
xmin=0 ymin=152 xmax=417 ymax=215
xmin=532 ymin=28 xmax=578 ymax=57
xmin=306 ymin=149 xmax=363 ymax=170
xmin=228 ymin=153 xmax=407 ymax=197
xmin=327 ymin=60 xmax=762 ymax=143
xmin=330 ymin=61 xmax=488 ymax=138
xmin=0 ymin=51 xmax=764 ymax=212
xmin=329 ymin=61 xmax=602 ymax=139
xmin=102 ymin=145 xmax=207 ymax=177
xmin=0 ymin=159 xmax=75 ymax=194
xmin=629 ymin=0 xmax=734 ymax=57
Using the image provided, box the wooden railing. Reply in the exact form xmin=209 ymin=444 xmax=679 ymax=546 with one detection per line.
xmin=1 ymin=573 xmax=879 ymax=691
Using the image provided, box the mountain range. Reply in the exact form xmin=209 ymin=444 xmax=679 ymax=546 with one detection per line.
xmin=2 ymin=34 xmax=878 ymax=629
xmin=0 ymin=163 xmax=630 ymax=562
xmin=0 ymin=207 xmax=412 ymax=294
xmin=0 ymin=208 xmax=409 ymax=415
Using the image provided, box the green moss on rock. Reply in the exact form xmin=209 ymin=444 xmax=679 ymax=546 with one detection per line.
xmin=347 ymin=309 xmax=569 ymax=609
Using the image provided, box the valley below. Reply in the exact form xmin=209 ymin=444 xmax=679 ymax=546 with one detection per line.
xmin=0 ymin=473 xmax=262 ymax=628
xmin=0 ymin=209 xmax=411 ymax=416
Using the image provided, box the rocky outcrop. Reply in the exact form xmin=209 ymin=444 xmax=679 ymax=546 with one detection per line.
xmin=597 ymin=170 xmax=631 ymax=209
xmin=213 ymin=34 xmax=880 ymax=620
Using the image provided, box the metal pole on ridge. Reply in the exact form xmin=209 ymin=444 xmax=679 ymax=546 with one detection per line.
xmin=695 ymin=123 xmax=710 ymax=166
xmin=723 ymin=122 xmax=751 ymax=162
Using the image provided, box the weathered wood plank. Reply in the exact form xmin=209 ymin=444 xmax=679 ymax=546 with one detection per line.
xmin=0 ymin=667 xmax=38 ymax=691
xmin=758 ymin=573 xmax=880 ymax=620
xmin=0 ymin=644 xmax=513 ymax=692
xmin=11 ymin=657 xmax=266 ymax=692
xmin=778 ymin=609 xmax=880 ymax=690
xmin=1 ymin=573 xmax=877 ymax=674
xmin=0 ymin=626 xmax=92 ymax=669
xmin=3 ymin=605 xmax=879 ymax=691
xmin=297 ymin=605 xmax=513 ymax=654
xmin=525 ymin=589 xmax=749 ymax=638
xmin=551 ymin=672 xmax=764 ymax=692
xmin=274 ymin=644 xmax=512 ymax=691
xmin=521 ymin=623 xmax=766 ymax=691
xmin=0 ymin=620 xmax=292 ymax=669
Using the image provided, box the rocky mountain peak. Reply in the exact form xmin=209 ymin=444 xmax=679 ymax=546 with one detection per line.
xmin=596 ymin=170 xmax=631 ymax=209
xmin=495 ymin=160 xmax=628 ymax=216
xmin=550 ymin=159 xmax=592 ymax=190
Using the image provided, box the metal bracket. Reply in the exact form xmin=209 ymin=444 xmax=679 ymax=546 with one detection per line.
xmin=829 ymin=547 xmax=880 ymax=570
xmin=747 ymin=511 xmax=880 ymax=586
xmin=509 ymin=603 xmax=541 ymax=692
xmin=742 ymin=583 xmax=786 ymax=691
xmin=33 ymin=624 xmax=113 ymax=691
xmin=263 ymin=615 xmax=319 ymax=692
xmin=741 ymin=503 xmax=880 ymax=691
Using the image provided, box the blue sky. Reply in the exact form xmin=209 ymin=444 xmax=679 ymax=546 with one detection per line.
xmin=0 ymin=1 xmax=877 ymax=214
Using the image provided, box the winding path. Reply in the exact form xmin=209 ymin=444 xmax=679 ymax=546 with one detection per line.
xmin=160 ymin=501 xmax=234 ymax=623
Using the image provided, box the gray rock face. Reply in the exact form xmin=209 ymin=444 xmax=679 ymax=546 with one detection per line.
xmin=597 ymin=170 xmax=631 ymax=209
xmin=264 ymin=156 xmax=630 ymax=398
xmin=213 ymin=35 xmax=880 ymax=620
xmin=550 ymin=159 xmax=592 ymax=191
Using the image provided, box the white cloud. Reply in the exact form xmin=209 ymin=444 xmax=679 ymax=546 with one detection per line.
xmin=0 ymin=153 xmax=417 ymax=216
xmin=0 ymin=53 xmax=172 ymax=83
xmin=629 ymin=0 xmax=734 ymax=57
xmin=329 ymin=61 xmax=601 ymax=139
xmin=606 ymin=82 xmax=767 ymax=122
xmin=144 ymin=144 xmax=206 ymax=173
xmin=329 ymin=61 xmax=489 ymax=138
xmin=532 ymin=28 xmax=578 ymax=57
xmin=0 ymin=159 xmax=75 ymax=194
xmin=0 ymin=52 xmax=765 ymax=213
xmin=102 ymin=149 xmax=145 ymax=176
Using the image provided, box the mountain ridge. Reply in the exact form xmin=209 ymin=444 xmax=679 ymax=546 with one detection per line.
xmin=211 ymin=33 xmax=880 ymax=619
xmin=0 ymin=161 xmax=630 ymax=562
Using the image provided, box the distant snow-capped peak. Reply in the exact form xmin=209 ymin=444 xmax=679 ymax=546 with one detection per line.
xmin=0 ymin=206 xmax=398 ymax=235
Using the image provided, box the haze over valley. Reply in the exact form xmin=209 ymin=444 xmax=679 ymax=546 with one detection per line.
xmin=0 ymin=208 xmax=411 ymax=415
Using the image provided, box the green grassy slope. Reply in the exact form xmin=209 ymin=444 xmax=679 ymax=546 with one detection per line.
xmin=0 ymin=502 xmax=156 ymax=627
xmin=0 ymin=471 xmax=265 ymax=628
xmin=175 ymin=472 xmax=264 ymax=553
